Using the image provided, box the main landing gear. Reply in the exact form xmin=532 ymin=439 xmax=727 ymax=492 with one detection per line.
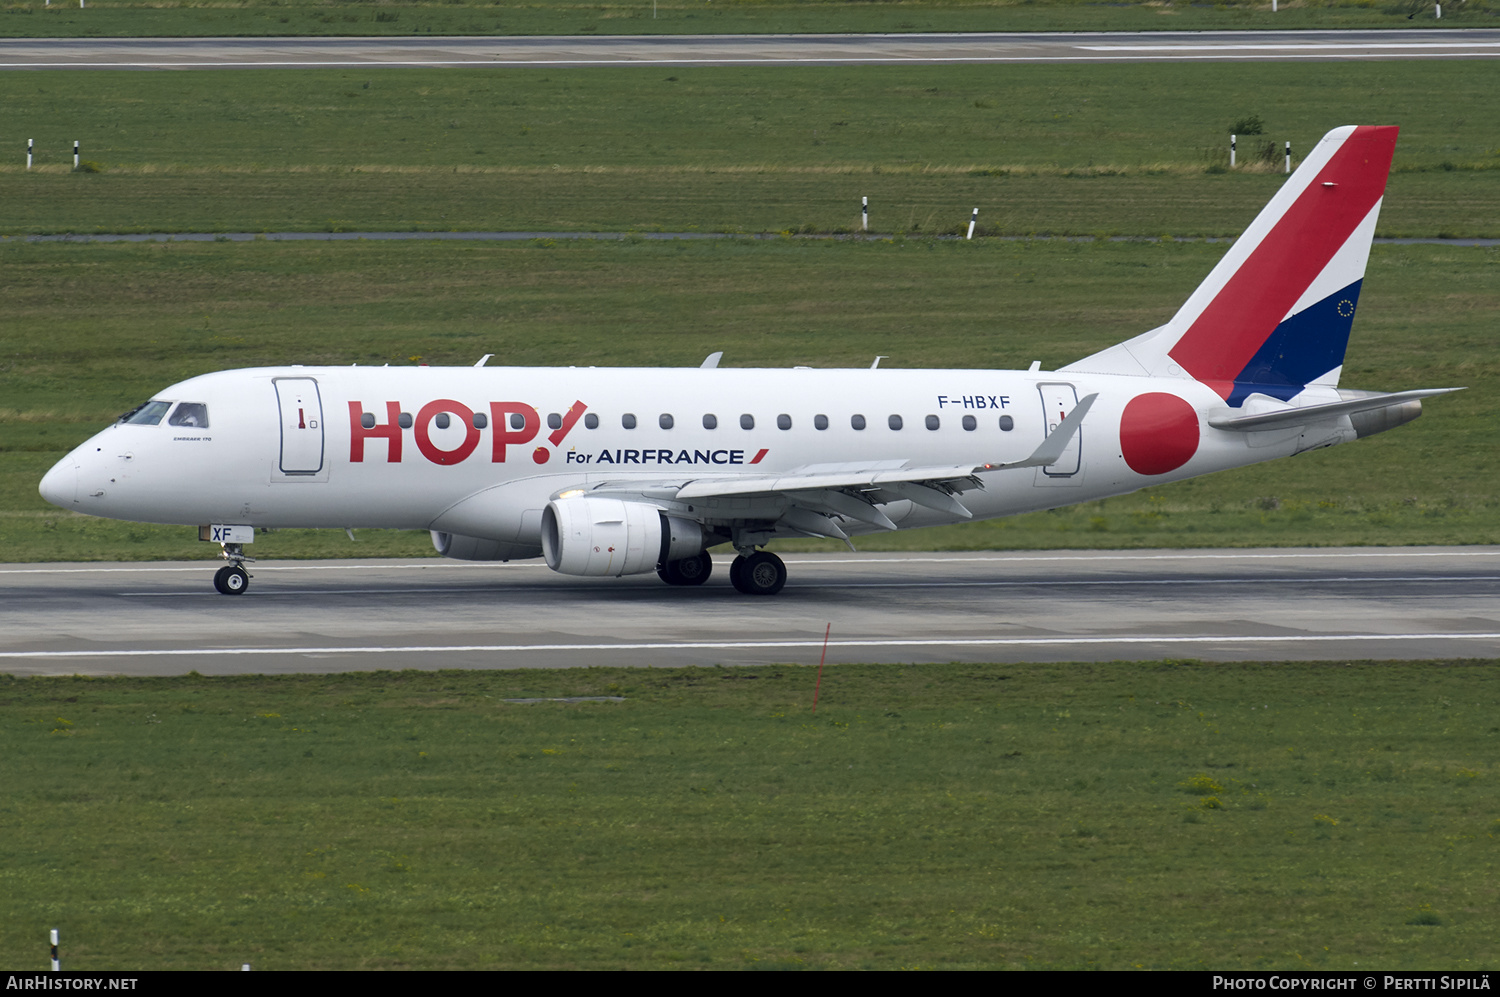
xmin=729 ymin=550 xmax=787 ymax=596
xmin=658 ymin=549 xmax=788 ymax=595
xmin=213 ymin=542 xmax=253 ymax=596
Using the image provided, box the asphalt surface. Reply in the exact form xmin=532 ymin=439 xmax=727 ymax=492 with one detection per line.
xmin=3 ymin=547 xmax=1497 ymax=675
xmin=1 ymin=30 xmax=1498 ymax=69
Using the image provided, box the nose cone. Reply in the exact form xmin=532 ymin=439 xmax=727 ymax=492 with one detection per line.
xmin=39 ymin=455 xmax=78 ymax=509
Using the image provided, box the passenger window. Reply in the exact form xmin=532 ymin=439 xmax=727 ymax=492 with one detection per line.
xmin=509 ymin=413 xmax=525 ymax=430
xmin=361 ymin=412 xmax=377 ymax=429
xmin=777 ymin=414 xmax=792 ymax=430
xmin=703 ymin=414 xmax=718 ymax=430
xmin=814 ymin=414 xmax=829 ymax=430
xmin=473 ymin=412 xmax=488 ymax=429
xmin=121 ymin=400 xmax=171 ymax=426
xmin=659 ymin=413 xmax=674 ymax=430
xmin=999 ymin=415 xmax=1015 ymax=431
xmin=547 ymin=413 xmax=563 ymax=430
xmin=962 ymin=415 xmax=977 ymax=431
xmin=851 ymin=414 xmax=866 ymax=430
xmin=584 ymin=413 xmax=599 ymax=429
xmin=622 ymin=413 xmax=637 ymax=429
xmin=924 ymin=415 xmax=940 ymax=431
xmin=888 ymin=415 xmax=903 ymax=431
xmin=398 ymin=412 xmax=414 ymax=429
xmin=740 ymin=414 xmax=755 ymax=430
xmin=168 ymin=402 xmax=209 ymax=429
xmin=435 ymin=413 xmax=451 ymax=429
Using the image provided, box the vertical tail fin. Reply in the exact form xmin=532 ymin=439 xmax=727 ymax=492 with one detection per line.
xmin=1064 ymin=125 xmax=1398 ymax=407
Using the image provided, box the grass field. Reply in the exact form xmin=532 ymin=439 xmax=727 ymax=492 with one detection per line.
xmin=2 ymin=237 xmax=1494 ymax=561
xmin=1 ymin=0 xmax=1492 ymax=39
xmin=2 ymin=662 xmax=1496 ymax=970
xmin=2 ymin=61 xmax=1496 ymax=561
xmin=3 ymin=63 xmax=1499 ymax=236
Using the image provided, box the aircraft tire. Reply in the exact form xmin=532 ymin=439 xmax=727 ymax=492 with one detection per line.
xmin=214 ymin=565 xmax=249 ymax=596
xmin=729 ymin=555 xmax=750 ymax=593
xmin=735 ymin=551 xmax=786 ymax=596
xmin=658 ymin=552 xmax=713 ymax=586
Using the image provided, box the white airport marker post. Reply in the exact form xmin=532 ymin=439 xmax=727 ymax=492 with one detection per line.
xmin=1230 ymin=134 xmax=1236 ymax=168
xmin=1285 ymin=141 xmax=1291 ymax=174
xmin=1272 ymin=0 xmax=1277 ymax=10
xmin=861 ymin=196 xmax=868 ymax=232
xmin=966 ymin=207 xmax=978 ymax=240
xmin=27 ymin=138 xmax=32 ymax=169
xmin=73 ymin=141 xmax=79 ymax=169
xmin=50 ymin=929 xmax=59 ymax=971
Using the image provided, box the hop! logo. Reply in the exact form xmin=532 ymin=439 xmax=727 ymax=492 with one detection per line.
xmin=349 ymin=398 xmax=586 ymax=465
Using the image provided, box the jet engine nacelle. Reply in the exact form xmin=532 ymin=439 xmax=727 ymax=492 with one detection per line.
xmin=541 ymin=497 xmax=703 ymax=577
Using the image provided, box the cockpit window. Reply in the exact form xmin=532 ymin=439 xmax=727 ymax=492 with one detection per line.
xmin=120 ymin=400 xmax=172 ymax=426
xmin=168 ymin=402 xmax=209 ymax=429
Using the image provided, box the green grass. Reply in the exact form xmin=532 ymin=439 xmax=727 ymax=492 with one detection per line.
xmin=1 ymin=0 xmax=1493 ymax=39
xmin=2 ymin=237 xmax=1495 ymax=560
xmin=2 ymin=662 xmax=1496 ymax=969
xmin=4 ymin=63 xmax=1500 ymax=236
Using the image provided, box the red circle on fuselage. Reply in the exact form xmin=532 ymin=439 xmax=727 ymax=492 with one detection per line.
xmin=1120 ymin=393 xmax=1199 ymax=475
xmin=532 ymin=447 xmax=551 ymax=465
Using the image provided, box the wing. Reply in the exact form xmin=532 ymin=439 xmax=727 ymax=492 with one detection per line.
xmin=576 ymin=394 xmax=1098 ymax=546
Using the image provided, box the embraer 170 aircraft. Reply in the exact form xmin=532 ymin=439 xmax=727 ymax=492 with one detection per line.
xmin=39 ymin=125 xmax=1459 ymax=596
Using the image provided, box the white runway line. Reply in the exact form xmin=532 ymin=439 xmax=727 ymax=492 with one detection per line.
xmin=7 ymin=51 xmax=1500 ymax=70
xmin=5 ymin=633 xmax=1500 ymax=659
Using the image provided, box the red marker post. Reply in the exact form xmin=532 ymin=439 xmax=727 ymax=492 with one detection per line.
xmin=812 ymin=623 xmax=831 ymax=713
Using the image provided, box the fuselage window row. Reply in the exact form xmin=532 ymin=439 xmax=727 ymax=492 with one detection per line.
xmin=458 ymin=410 xmax=1016 ymax=432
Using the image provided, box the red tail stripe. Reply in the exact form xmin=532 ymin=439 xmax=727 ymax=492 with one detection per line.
xmin=1168 ymin=125 xmax=1397 ymax=397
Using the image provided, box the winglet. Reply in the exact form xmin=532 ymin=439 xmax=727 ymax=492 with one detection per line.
xmin=700 ymin=351 xmax=723 ymax=369
xmin=978 ymin=393 xmax=1098 ymax=472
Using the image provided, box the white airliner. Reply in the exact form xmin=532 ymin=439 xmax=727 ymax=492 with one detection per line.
xmin=39 ymin=125 xmax=1459 ymax=596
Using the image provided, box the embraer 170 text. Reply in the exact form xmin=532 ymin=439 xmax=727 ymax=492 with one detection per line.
xmin=40 ymin=126 xmax=1460 ymax=596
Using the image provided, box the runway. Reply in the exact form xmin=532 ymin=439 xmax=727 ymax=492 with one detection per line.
xmin=3 ymin=547 xmax=1497 ymax=675
xmin=1 ymin=30 xmax=1498 ymax=70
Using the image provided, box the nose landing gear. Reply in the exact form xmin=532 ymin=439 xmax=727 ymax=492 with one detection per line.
xmin=214 ymin=542 xmax=254 ymax=595
xmin=214 ymin=563 xmax=250 ymax=595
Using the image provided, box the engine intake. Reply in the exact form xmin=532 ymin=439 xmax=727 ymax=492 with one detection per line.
xmin=541 ymin=497 xmax=703 ymax=577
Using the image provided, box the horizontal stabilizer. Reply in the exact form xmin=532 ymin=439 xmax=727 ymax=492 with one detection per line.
xmin=1208 ymin=388 xmax=1462 ymax=431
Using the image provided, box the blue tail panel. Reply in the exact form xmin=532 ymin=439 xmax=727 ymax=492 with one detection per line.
xmin=1224 ymin=279 xmax=1362 ymax=407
